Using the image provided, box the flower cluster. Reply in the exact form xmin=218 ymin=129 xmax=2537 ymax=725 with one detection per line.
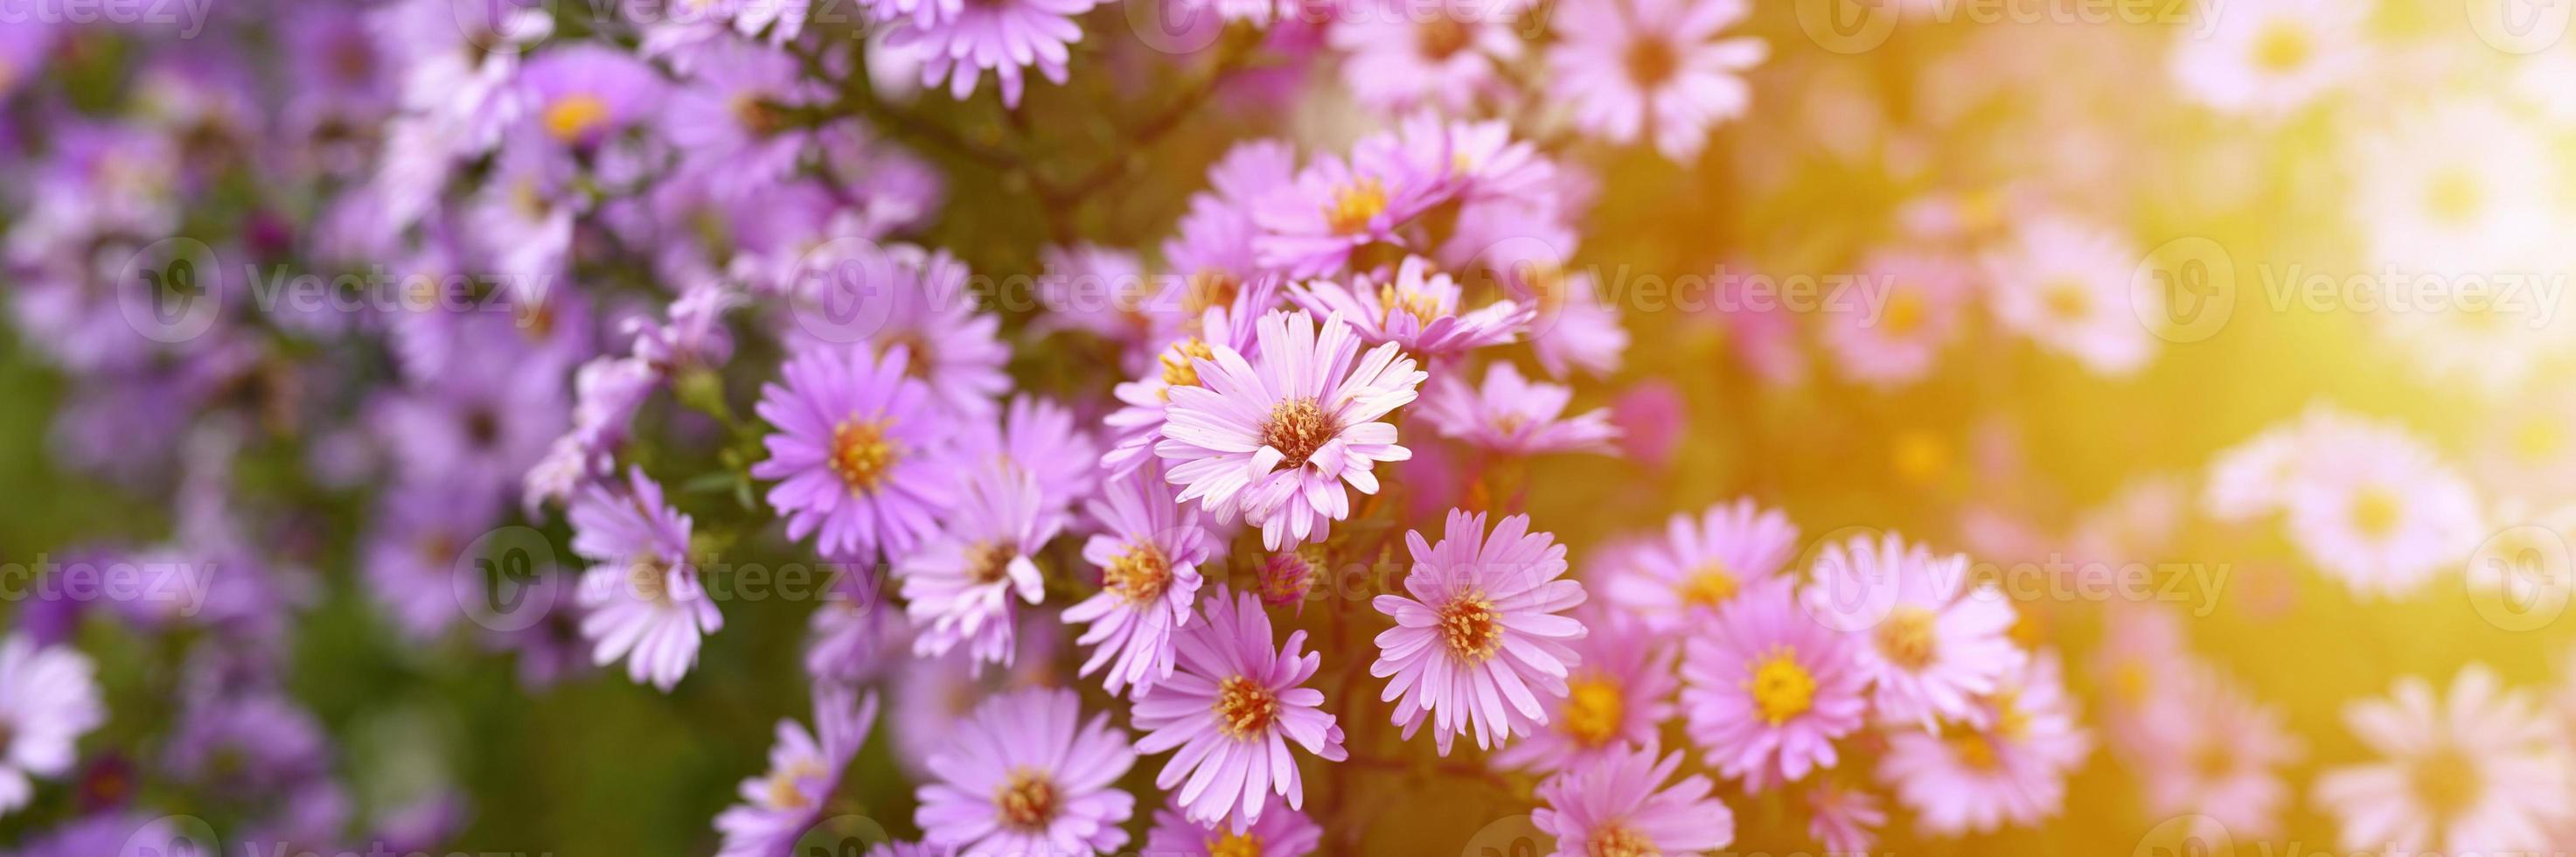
xmin=6 ymin=0 xmax=2576 ymax=854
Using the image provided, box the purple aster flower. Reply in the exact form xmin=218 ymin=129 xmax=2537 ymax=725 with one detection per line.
xmin=571 ymin=467 xmax=724 ymax=691
xmin=1419 ymin=361 xmax=1618 ymax=456
xmin=663 ymin=38 xmax=818 ymax=194
xmin=1103 ymin=296 xmax=1271 ymax=478
xmin=515 ymin=44 xmax=666 ymax=155
xmin=629 ymin=284 xmax=742 ymax=373
xmin=0 ymin=635 xmax=102 ymax=816
xmin=1545 ymin=0 xmax=1766 ymax=161
xmin=373 ymin=0 xmax=551 ymax=156
xmin=362 ymin=477 xmax=505 ymax=639
xmin=959 ymin=395 xmax=1100 ymax=516
xmin=1491 ymin=609 xmax=1677 ymax=775
xmin=526 ymin=354 xmax=659 ymax=512
xmin=784 ymin=243 xmax=1009 ymax=420
xmin=1681 ymin=577 xmax=1868 ymax=791
xmin=1133 ymin=588 xmax=1347 ymax=829
xmin=164 ymin=689 xmax=332 ymax=798
xmin=751 ymin=343 xmax=959 ymax=562
xmin=1157 ymin=310 xmax=1426 ymax=549
xmin=805 ymin=588 xmax=909 ymax=686
xmin=890 ymin=610 xmax=1063 ymax=777
xmin=1063 ymin=463 xmax=1215 ymax=696
xmin=1519 ymin=263 xmax=1629 ymax=379
xmin=897 ymin=463 xmax=1064 ymax=670
xmin=1370 ymin=510 xmax=1589 ymax=755
xmin=1287 ymin=255 xmax=1533 ymax=356
xmin=370 ymin=316 xmax=571 ymax=502
xmin=888 ymin=0 xmax=1100 ymax=107
xmin=1141 ymin=793 xmax=1325 ymax=856
xmin=1532 ymin=741 xmax=1735 ymax=857
xmin=916 ymin=687 xmax=1138 ymax=857
xmin=1602 ymin=498 xmax=1799 ymax=631
xmin=14 ymin=813 xmax=181 ymax=857
xmin=714 ymin=687 xmax=881 ymax=857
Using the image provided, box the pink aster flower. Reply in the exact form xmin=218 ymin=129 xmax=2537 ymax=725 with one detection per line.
xmin=1983 ymin=214 xmax=2158 ymax=377
xmin=1420 ymin=361 xmax=1618 ymax=456
xmin=1802 ymin=531 xmax=2024 ymax=729
xmin=2134 ymin=662 xmax=2301 ymax=840
xmin=1286 ymin=255 xmax=1534 ymax=356
xmin=916 ymin=687 xmax=1138 ymax=857
xmin=1680 ymin=577 xmax=1867 ymax=790
xmin=2315 ymin=665 xmax=2573 ymax=854
xmin=1133 ymin=588 xmax=1347 ymax=829
xmin=889 ymin=0 xmax=1100 ymax=107
xmin=785 ymin=243 xmax=1010 ymax=420
xmin=1602 ymin=498 xmax=1799 ymax=631
xmin=1801 ymin=780 xmax=1885 ymax=854
xmin=1521 ymin=263 xmax=1629 ymax=379
xmin=661 ymin=38 xmax=818 ymax=193
xmin=1063 ymin=463 xmax=1215 ymax=696
xmin=960 ymin=394 xmax=1101 ymax=515
xmin=1544 ymin=0 xmax=1765 ymax=161
xmin=1371 ymin=509 xmax=1589 ymax=755
xmin=1491 ymin=609 xmax=1676 ymax=775
xmin=1326 ymin=0 xmax=1525 ymax=115
xmin=1165 ymin=140 xmax=1298 ymax=295
xmin=571 ymin=467 xmax=724 ymax=692
xmin=2281 ymin=420 xmax=2483 ymax=599
xmin=714 ymin=687 xmax=881 ymax=857
xmin=1877 ymin=653 xmax=2092 ymax=835
xmin=750 ymin=343 xmax=958 ymax=562
xmin=0 ymin=634 xmax=103 ymax=816
xmin=1252 ymin=141 xmax=1452 ymax=277
xmin=898 ymin=463 xmax=1065 ymax=671
xmin=1532 ymin=741 xmax=1735 ymax=857
xmin=1818 ymin=249 xmax=1973 ymax=387
xmin=1141 ymin=793 xmax=1324 ymax=856
xmin=1156 ymin=310 xmax=1426 ymax=550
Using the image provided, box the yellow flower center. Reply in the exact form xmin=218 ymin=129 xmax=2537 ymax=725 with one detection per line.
xmin=964 ymin=542 xmax=1016 ymax=586
xmin=2043 ymin=278 xmax=2092 ymax=321
xmin=1438 ymin=592 xmax=1504 ymax=662
xmin=1207 ymin=831 xmax=1264 ymax=857
xmin=1562 ymin=676 xmax=1626 ymax=747
xmin=1259 ymin=397 xmax=1337 ymax=470
xmin=1587 ymin=824 xmax=1654 ymax=857
xmin=1377 ymin=279 xmax=1445 ymax=329
xmin=2251 ymin=21 xmax=2312 ymax=73
xmin=1324 ymin=178 xmax=1389 ymax=235
xmin=1214 ymin=674 xmax=1281 ymax=739
xmin=2349 ymin=488 xmax=2401 ymax=538
xmin=1159 ymin=338 xmax=1215 ymax=394
xmin=1678 ymin=563 xmax=1738 ymax=610
xmin=1880 ymin=289 xmax=1927 ymax=336
xmin=763 ymin=758 xmax=825 ymax=810
xmin=1746 ymin=649 xmax=1816 ymax=726
xmin=2425 ymin=170 xmax=2483 ymax=226
xmin=1876 ymin=606 xmax=1939 ymax=671
xmin=1104 ymin=544 xmax=1172 ymax=605
xmin=828 ymin=418 xmax=899 ymax=494
xmin=2410 ymin=745 xmax=2482 ymax=820
xmin=1185 ymin=270 xmax=1240 ymax=318
xmin=994 ymin=769 xmax=1057 ymax=831
xmin=542 ymin=94 xmax=611 ymax=143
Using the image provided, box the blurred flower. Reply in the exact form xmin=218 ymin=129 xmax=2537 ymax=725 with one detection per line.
xmin=1983 ymin=214 xmax=2157 ymax=377
xmin=916 ymin=687 xmax=1138 ymax=856
xmin=1544 ymin=0 xmax=1765 ymax=161
xmin=1802 ymin=780 xmax=1886 ymax=854
xmin=888 ymin=0 xmax=1100 ymax=107
xmin=1328 ymin=0 xmax=1524 ymax=114
xmin=1492 ymin=609 xmax=1676 ymax=775
xmin=1532 ymin=741 xmax=1734 ymax=857
xmin=1804 ymin=532 xmax=2024 ymax=729
xmin=2315 ymin=665 xmax=2573 ymax=854
xmin=2134 ymin=662 xmax=2301 ymax=840
xmin=1420 ymin=361 xmax=1618 ymax=456
xmin=714 ymin=687 xmax=881 ymax=857
xmin=2168 ymin=0 xmax=2362 ymax=115
xmin=1141 ymin=792 xmax=1323 ymax=856
xmin=570 ymin=467 xmax=723 ymax=691
xmin=1819 ymin=249 xmax=1973 ymax=387
xmin=0 ymin=635 xmax=104 ymax=816
xmin=1603 ymin=498 xmax=1799 ymax=631
xmin=1878 ymin=653 xmax=2092 ymax=835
